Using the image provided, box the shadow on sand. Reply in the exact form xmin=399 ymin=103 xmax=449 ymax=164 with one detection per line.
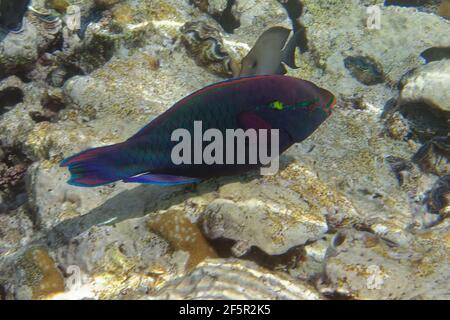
xmin=41 ymin=155 xmax=295 ymax=249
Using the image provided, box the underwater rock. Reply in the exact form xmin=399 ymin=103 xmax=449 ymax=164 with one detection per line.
xmin=63 ymin=51 xmax=220 ymax=120
xmin=397 ymin=60 xmax=449 ymax=141
xmin=412 ymin=136 xmax=450 ymax=176
xmin=385 ymin=156 xmax=414 ymax=186
xmin=344 ymin=55 xmax=384 ymax=85
xmin=0 ymin=9 xmax=62 ymax=79
xmin=0 ymin=86 xmax=24 ymax=115
xmin=399 ymin=60 xmax=450 ymax=114
xmin=202 ymin=197 xmax=328 ymax=256
xmin=234 ymin=0 xmax=291 ymax=39
xmin=384 ymin=0 xmax=436 ymax=5
xmin=46 ymin=65 xmax=85 ymax=87
xmin=0 ymin=211 xmax=180 ymax=299
xmin=181 ymin=20 xmax=236 ymax=76
xmin=383 ymin=112 xmax=410 ymax=141
xmin=14 ymin=246 xmax=65 ymax=300
xmin=438 ymin=0 xmax=450 ymax=19
xmin=322 ymin=229 xmax=449 ymax=299
xmin=0 ymin=141 xmax=31 ymax=210
xmin=148 ymin=210 xmax=217 ymax=271
xmin=190 ymin=0 xmax=240 ymax=34
xmin=40 ymin=88 xmax=66 ymax=113
xmin=45 ymin=0 xmax=70 ymax=14
xmin=425 ymin=174 xmax=450 ymax=217
xmin=0 ymin=163 xmax=27 ymax=193
xmin=45 ymin=215 xmax=174 ymax=299
xmin=0 ymin=205 xmax=34 ymax=251
xmin=0 ymin=19 xmax=40 ymax=78
xmin=150 ymin=258 xmax=321 ymax=300
xmin=94 ymin=0 xmax=120 ymax=9
xmin=201 ymin=163 xmax=361 ymax=256
xmin=384 ymin=0 xmax=443 ymax=15
xmin=398 ymin=103 xmax=449 ymax=142
xmin=285 ymin=105 xmax=421 ymax=233
xmin=288 ymin=237 xmax=329 ymax=281
xmin=292 ymin=3 xmax=450 ymax=96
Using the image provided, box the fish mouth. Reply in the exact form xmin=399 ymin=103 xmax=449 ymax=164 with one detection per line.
xmin=321 ymin=89 xmax=336 ymax=115
xmin=328 ymin=94 xmax=337 ymax=110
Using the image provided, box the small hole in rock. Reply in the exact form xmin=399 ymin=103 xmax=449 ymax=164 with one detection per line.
xmin=29 ymin=111 xmax=52 ymax=123
xmin=212 ymin=0 xmax=240 ymax=34
xmin=399 ymin=102 xmax=450 ymax=142
xmin=206 ymin=237 xmax=305 ymax=271
xmin=420 ymin=47 xmax=450 ymax=63
xmin=14 ymin=69 xmax=33 ymax=83
xmin=0 ymin=87 xmax=24 ymax=115
xmin=41 ymin=95 xmax=65 ymax=113
xmin=0 ymin=284 xmax=6 ymax=300
xmin=47 ymin=64 xmax=85 ymax=88
xmin=332 ymin=232 xmax=346 ymax=247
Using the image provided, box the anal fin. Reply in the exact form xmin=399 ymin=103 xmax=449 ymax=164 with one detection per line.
xmin=123 ymin=173 xmax=200 ymax=186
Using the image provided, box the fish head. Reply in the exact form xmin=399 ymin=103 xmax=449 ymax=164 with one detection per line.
xmin=284 ymin=78 xmax=335 ymax=142
xmin=260 ymin=76 xmax=336 ymax=143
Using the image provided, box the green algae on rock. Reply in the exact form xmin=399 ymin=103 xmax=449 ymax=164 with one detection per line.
xmin=17 ymin=247 xmax=65 ymax=300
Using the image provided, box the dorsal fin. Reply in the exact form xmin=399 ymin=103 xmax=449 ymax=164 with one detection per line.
xmin=129 ymin=75 xmax=278 ymax=140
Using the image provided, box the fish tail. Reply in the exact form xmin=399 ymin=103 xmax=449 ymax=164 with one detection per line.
xmin=60 ymin=144 xmax=128 ymax=187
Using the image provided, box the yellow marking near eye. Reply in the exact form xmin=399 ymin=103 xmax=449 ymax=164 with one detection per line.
xmin=272 ymin=101 xmax=284 ymax=110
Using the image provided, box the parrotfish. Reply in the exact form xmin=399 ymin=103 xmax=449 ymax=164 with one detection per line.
xmin=239 ymin=27 xmax=300 ymax=77
xmin=61 ymin=75 xmax=335 ymax=187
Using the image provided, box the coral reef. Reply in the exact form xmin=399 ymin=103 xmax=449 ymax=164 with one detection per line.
xmin=180 ymin=20 xmax=237 ymax=76
xmin=148 ymin=210 xmax=217 ymax=271
xmin=15 ymin=247 xmax=65 ymax=300
xmin=399 ymin=59 xmax=450 ymax=114
xmin=412 ymin=136 xmax=449 ymax=176
xmin=0 ymin=0 xmax=449 ymax=300
xmin=200 ymin=162 xmax=358 ymax=256
xmin=426 ymin=174 xmax=450 ymax=217
xmin=149 ymin=258 xmax=321 ymax=300
xmin=321 ymin=229 xmax=449 ymax=299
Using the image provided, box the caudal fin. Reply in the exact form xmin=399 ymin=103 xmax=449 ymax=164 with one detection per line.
xmin=60 ymin=144 xmax=125 ymax=187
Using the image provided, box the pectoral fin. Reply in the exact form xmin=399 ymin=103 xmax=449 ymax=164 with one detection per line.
xmin=238 ymin=112 xmax=273 ymax=130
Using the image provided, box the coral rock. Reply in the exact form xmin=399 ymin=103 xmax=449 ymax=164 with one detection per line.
xmin=400 ymin=60 xmax=450 ymax=114
xmin=148 ymin=210 xmax=217 ymax=271
xmin=150 ymin=258 xmax=321 ymax=300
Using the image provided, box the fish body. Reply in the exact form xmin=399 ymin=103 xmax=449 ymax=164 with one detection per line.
xmin=239 ymin=27 xmax=300 ymax=77
xmin=61 ymin=75 xmax=335 ymax=187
